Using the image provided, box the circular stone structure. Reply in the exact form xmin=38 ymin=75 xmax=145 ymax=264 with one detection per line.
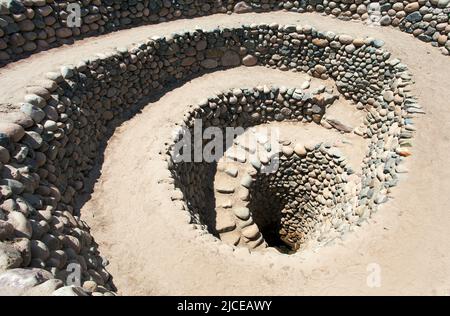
xmin=0 ymin=8 xmax=444 ymax=295
xmin=166 ymin=79 xmax=415 ymax=254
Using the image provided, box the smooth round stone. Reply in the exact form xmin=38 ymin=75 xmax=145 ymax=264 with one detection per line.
xmin=200 ymin=59 xmax=218 ymax=69
xmin=241 ymin=223 xmax=259 ymax=240
xmin=405 ymin=2 xmax=420 ymax=13
xmin=339 ymin=34 xmax=354 ymax=44
xmin=43 ymin=120 xmax=57 ymax=131
xmin=20 ymin=103 xmax=45 ymax=123
xmin=345 ymin=44 xmax=356 ymax=53
xmin=380 ymin=15 xmax=392 ymax=26
xmin=282 ymin=146 xmax=294 ymax=157
xmin=233 ymin=207 xmax=250 ymax=220
xmin=7 ymin=211 xmax=32 ymax=239
xmin=294 ymin=144 xmax=307 ymax=156
xmin=312 ymin=38 xmax=329 ymax=47
xmin=24 ymin=94 xmax=46 ymax=108
xmin=0 ymin=122 xmax=24 ymax=142
xmin=242 ymin=54 xmax=257 ymax=66
xmin=352 ymin=38 xmax=365 ymax=47
xmin=383 ymin=90 xmax=395 ymax=102
xmin=221 ymin=50 xmax=240 ymax=67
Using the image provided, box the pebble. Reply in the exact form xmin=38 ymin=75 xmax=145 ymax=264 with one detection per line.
xmin=294 ymin=144 xmax=307 ymax=156
xmin=383 ymin=90 xmax=395 ymax=102
xmin=233 ymin=207 xmax=250 ymax=220
xmin=242 ymin=55 xmax=257 ymax=66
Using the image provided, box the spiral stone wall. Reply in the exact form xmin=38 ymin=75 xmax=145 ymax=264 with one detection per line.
xmin=0 ymin=23 xmax=421 ymax=295
xmin=0 ymin=0 xmax=449 ymax=67
xmin=166 ymin=66 xmax=418 ymax=253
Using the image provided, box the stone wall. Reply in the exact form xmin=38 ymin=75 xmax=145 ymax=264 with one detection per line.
xmin=0 ymin=0 xmax=449 ymax=66
xmin=166 ymin=62 xmax=417 ymax=253
xmin=0 ymin=23 xmax=420 ymax=295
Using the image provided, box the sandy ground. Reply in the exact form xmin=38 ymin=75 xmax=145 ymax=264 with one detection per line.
xmin=1 ymin=12 xmax=450 ymax=295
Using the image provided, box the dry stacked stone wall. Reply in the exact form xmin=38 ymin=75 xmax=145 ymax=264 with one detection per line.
xmin=0 ymin=0 xmax=449 ymax=66
xmin=0 ymin=23 xmax=421 ymax=295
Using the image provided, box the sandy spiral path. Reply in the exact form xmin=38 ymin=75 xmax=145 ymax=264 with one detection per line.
xmin=1 ymin=12 xmax=450 ymax=295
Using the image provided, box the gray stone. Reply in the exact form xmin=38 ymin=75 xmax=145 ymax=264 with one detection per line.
xmin=379 ymin=15 xmax=392 ymax=26
xmin=21 ymin=131 xmax=43 ymax=149
xmin=60 ymin=65 xmax=74 ymax=79
xmin=200 ymin=59 xmax=218 ymax=69
xmin=406 ymin=12 xmax=422 ymax=23
xmin=24 ymin=94 xmax=46 ymax=108
xmin=20 ymin=103 xmax=45 ymax=123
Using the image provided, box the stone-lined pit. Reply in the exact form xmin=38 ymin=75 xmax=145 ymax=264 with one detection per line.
xmin=0 ymin=24 xmax=422 ymax=295
xmin=246 ymin=142 xmax=353 ymax=252
xmin=168 ymin=87 xmax=358 ymax=253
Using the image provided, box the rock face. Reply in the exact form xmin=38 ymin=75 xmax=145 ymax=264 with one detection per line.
xmin=0 ymin=0 xmax=448 ymax=67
